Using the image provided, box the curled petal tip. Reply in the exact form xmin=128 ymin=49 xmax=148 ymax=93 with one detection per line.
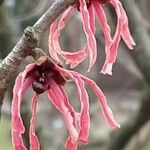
xmin=132 ymin=41 xmax=136 ymax=47
xmin=110 ymin=122 xmax=121 ymax=129
xmin=87 ymin=67 xmax=91 ymax=73
xmin=127 ymin=40 xmax=136 ymax=50
xmin=101 ymin=63 xmax=113 ymax=75
xmin=117 ymin=124 xmax=121 ymax=128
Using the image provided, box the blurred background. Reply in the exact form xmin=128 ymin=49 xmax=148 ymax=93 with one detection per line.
xmin=0 ymin=0 xmax=150 ymax=149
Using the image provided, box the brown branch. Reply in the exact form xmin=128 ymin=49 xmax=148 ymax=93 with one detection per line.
xmin=0 ymin=0 xmax=76 ymax=120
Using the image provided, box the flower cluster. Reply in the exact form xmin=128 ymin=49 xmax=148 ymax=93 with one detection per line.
xmin=49 ymin=0 xmax=135 ymax=75
xmin=11 ymin=57 xmax=120 ymax=150
xmin=11 ymin=0 xmax=135 ymax=149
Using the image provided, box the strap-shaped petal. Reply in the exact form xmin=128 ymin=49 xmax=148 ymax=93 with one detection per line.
xmin=47 ymin=80 xmax=78 ymax=144
xmin=81 ymin=75 xmax=120 ymax=128
xmin=12 ymin=75 xmax=27 ymax=150
xmin=11 ymin=64 xmax=35 ymax=150
xmin=118 ymin=2 xmax=136 ymax=49
xmin=79 ymin=0 xmax=97 ymax=71
xmin=53 ymin=6 xmax=75 ymax=54
xmin=101 ymin=0 xmax=123 ymax=75
xmin=72 ymin=73 xmax=90 ymax=143
xmin=65 ymin=137 xmax=78 ymax=150
xmin=29 ymin=94 xmax=40 ymax=150
xmin=59 ymin=86 xmax=80 ymax=150
xmin=49 ymin=19 xmax=61 ymax=63
xmin=93 ymin=1 xmax=113 ymax=75
xmin=50 ymin=6 xmax=87 ymax=68
xmin=56 ymin=66 xmax=120 ymax=128
xmin=88 ymin=3 xmax=96 ymax=34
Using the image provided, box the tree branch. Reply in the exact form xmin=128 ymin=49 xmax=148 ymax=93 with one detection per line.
xmin=0 ymin=0 xmax=76 ymax=120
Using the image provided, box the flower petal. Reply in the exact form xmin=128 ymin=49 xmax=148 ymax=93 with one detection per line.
xmin=59 ymin=86 xmax=79 ymax=128
xmin=62 ymin=50 xmax=87 ymax=68
xmin=29 ymin=94 xmax=40 ymax=150
xmin=65 ymin=137 xmax=78 ymax=150
xmin=100 ymin=0 xmax=121 ymax=75
xmin=53 ymin=6 xmax=75 ymax=54
xmin=88 ymin=2 xmax=96 ymax=34
xmin=56 ymin=66 xmax=120 ymax=128
xmin=11 ymin=74 xmax=27 ymax=150
xmin=72 ymin=73 xmax=90 ymax=143
xmin=52 ymin=6 xmax=87 ymax=68
xmin=93 ymin=1 xmax=114 ymax=75
xmin=81 ymin=75 xmax=120 ymax=128
xmin=49 ymin=19 xmax=61 ymax=63
xmin=47 ymin=80 xmax=78 ymax=144
xmin=11 ymin=64 xmax=35 ymax=150
xmin=118 ymin=2 xmax=136 ymax=49
xmin=79 ymin=0 xmax=97 ymax=71
xmin=59 ymin=86 xmax=80 ymax=150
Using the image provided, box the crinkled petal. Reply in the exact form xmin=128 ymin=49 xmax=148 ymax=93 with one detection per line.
xmin=72 ymin=73 xmax=90 ymax=143
xmin=11 ymin=64 xmax=35 ymax=150
xmin=118 ymin=2 xmax=136 ymax=49
xmin=100 ymin=0 xmax=135 ymax=75
xmin=79 ymin=0 xmax=97 ymax=71
xmin=12 ymin=75 xmax=27 ymax=150
xmin=59 ymin=86 xmax=80 ymax=150
xmin=81 ymin=75 xmax=120 ymax=128
xmin=93 ymin=1 xmax=113 ymax=75
xmin=59 ymin=86 xmax=79 ymax=128
xmin=29 ymin=94 xmax=40 ymax=150
xmin=93 ymin=2 xmax=112 ymax=49
xmin=53 ymin=6 xmax=75 ymax=54
xmin=62 ymin=50 xmax=87 ymax=68
xmin=65 ymin=137 xmax=78 ymax=150
xmin=101 ymin=0 xmax=123 ymax=75
xmin=88 ymin=3 xmax=96 ymax=34
xmin=47 ymin=80 xmax=78 ymax=144
xmin=49 ymin=19 xmax=61 ymax=63
xmin=56 ymin=66 xmax=120 ymax=128
xmin=109 ymin=0 xmax=123 ymax=61
xmin=52 ymin=6 xmax=87 ymax=68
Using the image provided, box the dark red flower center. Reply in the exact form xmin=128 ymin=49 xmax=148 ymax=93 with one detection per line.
xmin=27 ymin=59 xmax=66 ymax=94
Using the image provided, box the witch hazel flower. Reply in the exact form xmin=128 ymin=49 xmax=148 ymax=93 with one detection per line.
xmin=49 ymin=0 xmax=135 ymax=75
xmin=11 ymin=56 xmax=120 ymax=150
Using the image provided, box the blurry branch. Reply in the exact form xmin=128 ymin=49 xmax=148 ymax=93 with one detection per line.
xmin=0 ymin=0 xmax=4 ymax=5
xmin=107 ymin=88 xmax=150 ymax=150
xmin=138 ymin=0 xmax=150 ymax=29
xmin=121 ymin=0 xmax=150 ymax=84
xmin=0 ymin=1 xmax=13 ymax=58
xmin=143 ymin=18 xmax=150 ymax=30
xmin=15 ymin=0 xmax=49 ymax=23
xmin=0 ymin=0 xmax=76 ymax=120
xmin=107 ymin=0 xmax=150 ymax=149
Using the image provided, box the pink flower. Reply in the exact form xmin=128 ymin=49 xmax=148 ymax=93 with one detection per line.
xmin=11 ymin=56 xmax=120 ymax=150
xmin=49 ymin=0 xmax=135 ymax=75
